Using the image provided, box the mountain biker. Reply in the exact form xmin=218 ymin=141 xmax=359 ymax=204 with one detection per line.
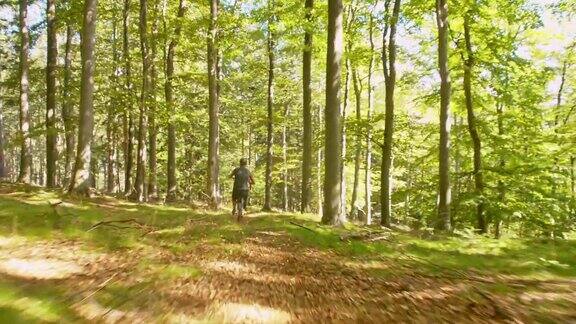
xmin=230 ymin=158 xmax=254 ymax=215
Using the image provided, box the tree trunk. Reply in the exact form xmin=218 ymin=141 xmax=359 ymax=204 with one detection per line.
xmin=133 ymin=0 xmax=150 ymax=202
xmin=317 ymin=104 xmax=323 ymax=217
xmin=463 ymin=13 xmax=485 ymax=233
xmin=165 ymin=0 xmax=185 ymax=202
xmin=435 ymin=0 xmax=451 ymax=231
xmin=123 ymin=0 xmax=135 ymax=196
xmin=45 ymin=0 xmax=58 ymax=188
xmin=365 ymin=14 xmax=375 ymax=225
xmin=340 ymin=56 xmax=350 ymax=220
xmin=282 ymin=104 xmax=290 ymax=211
xmin=350 ymin=66 xmax=361 ymax=220
xmin=17 ymin=0 xmax=32 ymax=184
xmin=147 ymin=0 xmax=160 ymax=200
xmin=494 ymin=101 xmax=505 ymax=238
xmin=68 ymin=0 xmax=98 ymax=195
xmin=263 ymin=2 xmax=275 ymax=211
xmin=380 ymin=0 xmax=401 ymax=227
xmin=107 ymin=14 xmax=120 ymax=194
xmin=207 ymin=0 xmax=220 ymax=208
xmin=301 ymin=0 xmax=313 ymax=213
xmin=322 ymin=0 xmax=343 ymax=225
xmin=0 ymin=98 xmax=5 ymax=179
xmin=62 ymin=24 xmax=75 ymax=186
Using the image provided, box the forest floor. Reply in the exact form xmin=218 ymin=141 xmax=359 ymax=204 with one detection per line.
xmin=0 ymin=183 xmax=575 ymax=323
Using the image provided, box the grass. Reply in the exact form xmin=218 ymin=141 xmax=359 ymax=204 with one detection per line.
xmin=0 ymin=182 xmax=575 ymax=321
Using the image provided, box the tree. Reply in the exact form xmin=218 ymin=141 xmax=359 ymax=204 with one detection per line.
xmin=462 ymin=11 xmax=485 ymax=233
xmin=380 ymin=0 xmax=401 ymax=227
xmin=132 ymin=0 xmax=150 ymax=202
xmin=45 ymin=0 xmax=58 ymax=188
xmin=350 ymin=65 xmax=361 ymax=219
xmin=365 ymin=12 xmax=375 ymax=225
xmin=123 ymin=0 xmax=135 ymax=195
xmin=263 ymin=0 xmax=275 ymax=212
xmin=0 ymin=97 xmax=4 ymax=179
xmin=301 ymin=0 xmax=313 ymax=213
xmin=207 ymin=0 xmax=220 ymax=209
xmin=106 ymin=9 xmax=120 ymax=194
xmin=147 ymin=0 xmax=160 ymax=200
xmin=322 ymin=0 xmax=344 ymax=225
xmin=62 ymin=22 xmax=75 ymax=186
xmin=69 ymin=0 xmax=98 ymax=195
xmin=17 ymin=0 xmax=31 ymax=184
xmin=435 ymin=0 xmax=451 ymax=231
xmin=165 ymin=0 xmax=186 ymax=202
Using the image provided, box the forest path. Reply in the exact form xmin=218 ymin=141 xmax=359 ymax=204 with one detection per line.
xmin=0 ymin=186 xmax=575 ymax=322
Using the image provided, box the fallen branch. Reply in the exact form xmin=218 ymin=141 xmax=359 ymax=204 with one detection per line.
xmin=87 ymin=219 xmax=147 ymax=232
xmin=73 ymin=273 xmax=119 ymax=305
xmin=289 ymin=221 xmax=316 ymax=233
xmin=340 ymin=230 xmax=391 ymax=242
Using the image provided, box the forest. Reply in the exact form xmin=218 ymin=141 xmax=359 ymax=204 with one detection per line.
xmin=0 ymin=0 xmax=576 ymax=322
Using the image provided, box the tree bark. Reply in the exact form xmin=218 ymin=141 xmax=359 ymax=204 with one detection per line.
xmin=282 ymin=104 xmax=290 ymax=211
xmin=463 ymin=13 xmax=485 ymax=233
xmin=68 ymin=0 xmax=98 ymax=195
xmin=340 ymin=57 xmax=349 ymax=220
xmin=107 ymin=13 xmax=120 ymax=194
xmin=17 ymin=0 xmax=32 ymax=184
xmin=133 ymin=0 xmax=150 ymax=202
xmin=207 ymin=0 xmax=220 ymax=208
xmin=301 ymin=0 xmax=313 ymax=213
xmin=122 ymin=0 xmax=135 ymax=196
xmin=62 ymin=24 xmax=75 ymax=186
xmin=380 ymin=0 xmax=400 ymax=227
xmin=365 ymin=14 xmax=375 ymax=225
xmin=45 ymin=0 xmax=58 ymax=188
xmin=165 ymin=0 xmax=186 ymax=202
xmin=147 ymin=0 xmax=160 ymax=200
xmin=435 ymin=0 xmax=451 ymax=231
xmin=495 ymin=101 xmax=505 ymax=238
xmin=263 ymin=1 xmax=275 ymax=211
xmin=350 ymin=66 xmax=361 ymax=220
xmin=322 ymin=0 xmax=343 ymax=225
xmin=0 ymin=98 xmax=5 ymax=179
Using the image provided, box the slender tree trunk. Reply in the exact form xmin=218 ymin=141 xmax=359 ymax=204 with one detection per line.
xmin=365 ymin=14 xmax=375 ymax=225
xmin=0 ymin=98 xmax=5 ymax=179
xmin=350 ymin=66 xmax=361 ymax=220
xmin=495 ymin=101 xmax=505 ymax=238
xmin=165 ymin=0 xmax=185 ymax=202
xmin=301 ymin=0 xmax=313 ymax=213
xmin=317 ymin=104 xmax=323 ymax=216
xmin=147 ymin=0 xmax=160 ymax=200
xmin=463 ymin=13 xmax=485 ymax=233
xmin=207 ymin=0 xmax=220 ymax=208
xmin=571 ymin=156 xmax=575 ymax=198
xmin=380 ymin=0 xmax=401 ymax=227
xmin=17 ymin=0 xmax=32 ymax=184
xmin=68 ymin=0 xmax=98 ymax=195
xmin=340 ymin=56 xmax=350 ymax=220
xmin=263 ymin=2 xmax=275 ymax=211
xmin=133 ymin=0 xmax=150 ymax=202
xmin=107 ymin=14 xmax=120 ymax=194
xmin=45 ymin=0 xmax=58 ymax=188
xmin=435 ymin=0 xmax=451 ymax=231
xmin=282 ymin=104 xmax=290 ymax=211
xmin=123 ymin=0 xmax=135 ymax=195
xmin=62 ymin=24 xmax=75 ymax=186
xmin=322 ymin=0 xmax=344 ymax=225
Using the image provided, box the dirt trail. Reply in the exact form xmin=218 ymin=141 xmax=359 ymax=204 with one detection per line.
xmin=2 ymin=220 xmax=576 ymax=324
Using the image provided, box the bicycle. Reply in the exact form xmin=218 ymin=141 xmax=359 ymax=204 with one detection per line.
xmin=233 ymin=196 xmax=245 ymax=221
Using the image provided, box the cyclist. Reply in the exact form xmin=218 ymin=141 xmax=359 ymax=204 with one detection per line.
xmin=230 ymin=158 xmax=254 ymax=217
